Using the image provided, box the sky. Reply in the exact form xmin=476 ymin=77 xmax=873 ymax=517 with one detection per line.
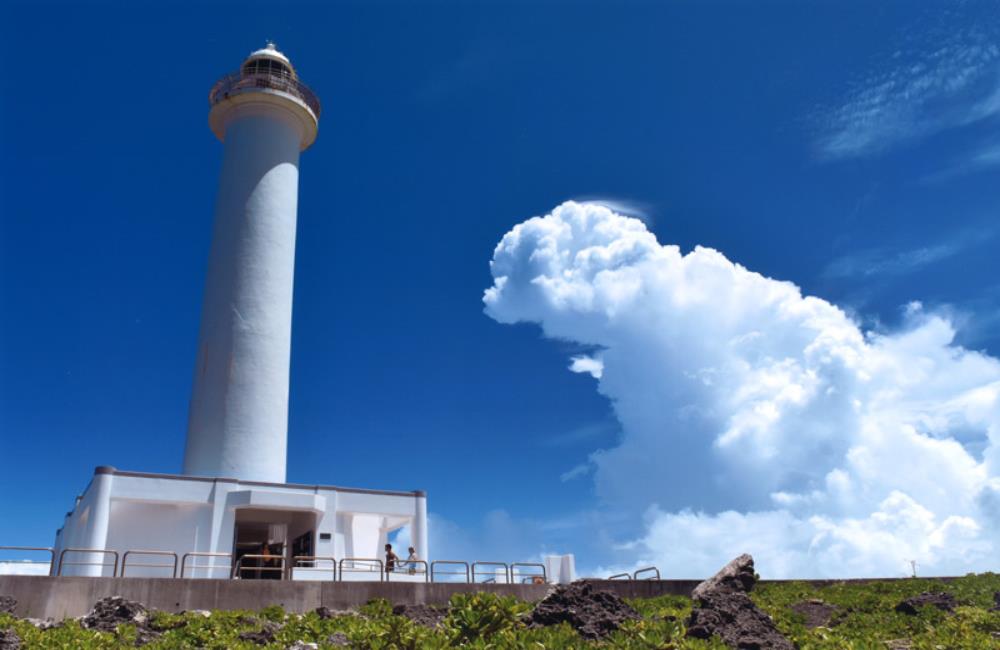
xmin=1 ymin=0 xmax=999 ymax=579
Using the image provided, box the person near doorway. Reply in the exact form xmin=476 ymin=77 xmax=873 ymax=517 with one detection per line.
xmin=405 ymin=546 xmax=419 ymax=574
xmin=259 ymin=542 xmax=281 ymax=580
xmin=384 ymin=543 xmax=398 ymax=574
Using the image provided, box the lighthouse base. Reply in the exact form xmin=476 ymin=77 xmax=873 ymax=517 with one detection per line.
xmin=52 ymin=467 xmax=428 ymax=581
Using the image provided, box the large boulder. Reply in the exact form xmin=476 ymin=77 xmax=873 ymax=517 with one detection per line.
xmin=392 ymin=604 xmax=446 ymax=628
xmin=685 ymin=554 xmax=793 ymax=650
xmin=894 ymin=592 xmax=956 ymax=616
xmin=789 ymin=599 xmax=839 ymax=628
xmin=0 ymin=597 xmax=15 ymax=615
xmin=529 ymin=582 xmax=640 ymax=639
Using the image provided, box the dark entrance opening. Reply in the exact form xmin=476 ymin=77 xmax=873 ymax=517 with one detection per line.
xmin=233 ymin=509 xmax=317 ymax=580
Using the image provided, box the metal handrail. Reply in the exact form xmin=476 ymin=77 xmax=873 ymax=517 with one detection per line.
xmin=120 ymin=550 xmax=178 ymax=578
xmin=0 ymin=546 xmax=55 ymax=576
xmin=608 ymin=572 xmax=632 ymax=580
xmin=430 ymin=560 xmax=470 ymax=583
xmin=180 ymin=552 xmax=232 ymax=578
xmin=510 ymin=562 xmax=547 ymax=584
xmin=209 ymin=70 xmax=321 ymax=118
xmin=233 ymin=554 xmax=286 ymax=579
xmin=57 ymin=548 xmax=119 ymax=576
xmin=287 ymin=556 xmax=337 ymax=581
xmin=472 ymin=561 xmax=510 ymax=584
xmin=386 ymin=559 xmax=428 ymax=582
xmin=633 ymin=566 xmax=660 ymax=580
xmin=338 ymin=557 xmax=384 ymax=582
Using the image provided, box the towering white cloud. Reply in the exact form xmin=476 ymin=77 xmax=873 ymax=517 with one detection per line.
xmin=484 ymin=201 xmax=1000 ymax=578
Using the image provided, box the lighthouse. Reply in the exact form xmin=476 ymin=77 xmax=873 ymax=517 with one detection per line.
xmin=50 ymin=45 xmax=428 ymax=579
xmin=183 ymin=43 xmax=320 ymax=483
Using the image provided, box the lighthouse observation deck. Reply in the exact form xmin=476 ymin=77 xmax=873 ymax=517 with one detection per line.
xmin=207 ymin=43 xmax=320 ymax=150
xmin=209 ymin=67 xmax=321 ymax=120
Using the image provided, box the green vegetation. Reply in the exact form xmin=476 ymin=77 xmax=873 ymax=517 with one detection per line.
xmin=1 ymin=574 xmax=999 ymax=648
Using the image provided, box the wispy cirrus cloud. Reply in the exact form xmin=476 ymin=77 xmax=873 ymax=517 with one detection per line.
xmin=539 ymin=420 xmax=617 ymax=448
xmin=560 ymin=463 xmax=592 ymax=482
xmin=823 ymin=229 xmax=992 ymax=280
xmin=925 ymin=140 xmax=1000 ymax=182
xmin=815 ymin=24 xmax=1000 ymax=160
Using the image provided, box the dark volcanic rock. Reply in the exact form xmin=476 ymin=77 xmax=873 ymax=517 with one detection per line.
xmin=993 ymin=591 xmax=1000 ymax=611
xmin=314 ymin=606 xmax=334 ymax=619
xmin=0 ymin=628 xmax=20 ymax=650
xmin=82 ymin=596 xmax=160 ymax=645
xmin=0 ymin=597 xmax=15 ymax=615
xmin=238 ymin=622 xmax=278 ymax=645
xmin=392 ymin=604 xmax=446 ymax=628
xmin=789 ymin=599 xmax=839 ymax=628
xmin=685 ymin=554 xmax=794 ymax=650
xmin=894 ymin=592 xmax=957 ymax=616
xmin=528 ymin=581 xmax=640 ymax=639
xmin=83 ymin=596 xmax=149 ymax=632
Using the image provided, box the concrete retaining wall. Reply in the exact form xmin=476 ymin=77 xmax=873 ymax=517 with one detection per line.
xmin=0 ymin=576 xmax=554 ymax=619
xmin=0 ymin=575 xmax=962 ymax=620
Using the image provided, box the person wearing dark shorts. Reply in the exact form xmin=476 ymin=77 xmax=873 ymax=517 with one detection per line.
xmin=384 ymin=543 xmax=398 ymax=573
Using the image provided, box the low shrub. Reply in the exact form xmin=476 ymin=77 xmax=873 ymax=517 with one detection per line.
xmin=1 ymin=573 xmax=998 ymax=648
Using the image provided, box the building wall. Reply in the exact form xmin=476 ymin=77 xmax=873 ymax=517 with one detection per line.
xmin=106 ymin=502 xmax=213 ymax=578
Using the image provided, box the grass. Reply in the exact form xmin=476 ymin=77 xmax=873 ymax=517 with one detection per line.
xmin=1 ymin=574 xmax=998 ymax=648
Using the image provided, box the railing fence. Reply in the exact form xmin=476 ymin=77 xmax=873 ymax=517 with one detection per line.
xmin=1 ymin=544 xmax=660 ymax=584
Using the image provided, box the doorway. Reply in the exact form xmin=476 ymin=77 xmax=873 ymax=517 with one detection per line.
xmin=232 ymin=508 xmax=317 ymax=579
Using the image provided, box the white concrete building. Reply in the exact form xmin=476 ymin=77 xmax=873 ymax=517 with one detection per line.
xmin=53 ymin=467 xmax=427 ymax=580
xmin=53 ymin=44 xmax=428 ymax=579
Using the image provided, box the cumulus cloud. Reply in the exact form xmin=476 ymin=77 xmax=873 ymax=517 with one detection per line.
xmin=484 ymin=201 xmax=1000 ymax=578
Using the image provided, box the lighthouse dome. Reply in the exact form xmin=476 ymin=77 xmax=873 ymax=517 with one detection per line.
xmin=242 ymin=42 xmax=296 ymax=79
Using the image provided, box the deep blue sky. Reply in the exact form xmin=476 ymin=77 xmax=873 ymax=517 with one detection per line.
xmin=2 ymin=1 xmax=998 ymax=567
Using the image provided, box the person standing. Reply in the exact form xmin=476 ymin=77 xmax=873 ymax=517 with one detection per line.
xmin=384 ymin=543 xmax=398 ymax=574
xmin=405 ymin=546 xmax=419 ymax=574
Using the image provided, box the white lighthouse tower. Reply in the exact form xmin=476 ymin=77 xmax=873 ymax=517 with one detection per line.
xmin=183 ymin=43 xmax=319 ymax=483
xmin=49 ymin=45 xmax=429 ymax=578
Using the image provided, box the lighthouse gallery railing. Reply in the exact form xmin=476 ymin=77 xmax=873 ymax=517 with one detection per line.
xmin=209 ymin=70 xmax=321 ymax=119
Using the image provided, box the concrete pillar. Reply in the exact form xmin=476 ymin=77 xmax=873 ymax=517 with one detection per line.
xmin=204 ymin=479 xmax=238 ymax=579
xmin=80 ymin=467 xmax=114 ymax=577
xmin=184 ymin=46 xmax=319 ymax=483
xmin=413 ymin=491 xmax=429 ymax=562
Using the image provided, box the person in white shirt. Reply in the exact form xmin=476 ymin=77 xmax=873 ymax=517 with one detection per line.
xmin=405 ymin=546 xmax=419 ymax=574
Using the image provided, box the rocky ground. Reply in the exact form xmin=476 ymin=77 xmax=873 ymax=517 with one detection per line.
xmin=2 ymin=562 xmax=999 ymax=648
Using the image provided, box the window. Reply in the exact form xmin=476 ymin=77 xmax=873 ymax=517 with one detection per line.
xmin=243 ymin=59 xmax=291 ymax=77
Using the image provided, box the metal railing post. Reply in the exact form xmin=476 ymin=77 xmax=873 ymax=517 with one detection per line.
xmin=57 ymin=548 xmax=119 ymax=577
xmin=287 ymin=556 xmax=338 ymax=581
xmin=337 ymin=558 xmax=384 ymax=582
xmin=120 ymin=550 xmax=178 ymax=578
xmin=430 ymin=560 xmax=470 ymax=583
xmin=510 ymin=562 xmax=547 ymax=584
xmin=180 ymin=552 xmax=233 ymax=579
xmin=0 ymin=546 xmax=55 ymax=576
xmin=232 ymin=554 xmax=286 ymax=580
xmin=471 ymin=561 xmax=510 ymax=584
xmin=632 ymin=566 xmax=661 ymax=580
xmin=385 ymin=559 xmax=428 ymax=582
